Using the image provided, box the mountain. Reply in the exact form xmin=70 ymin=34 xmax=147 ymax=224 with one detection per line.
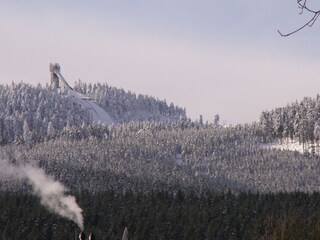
xmin=0 ymin=81 xmax=186 ymax=144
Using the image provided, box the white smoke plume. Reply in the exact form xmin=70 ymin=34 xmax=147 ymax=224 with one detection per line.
xmin=0 ymin=159 xmax=84 ymax=230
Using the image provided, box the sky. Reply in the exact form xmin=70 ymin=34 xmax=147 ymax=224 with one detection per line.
xmin=1 ymin=0 xmax=320 ymax=124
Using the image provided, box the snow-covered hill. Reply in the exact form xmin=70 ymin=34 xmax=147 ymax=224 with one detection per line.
xmin=73 ymin=81 xmax=186 ymax=123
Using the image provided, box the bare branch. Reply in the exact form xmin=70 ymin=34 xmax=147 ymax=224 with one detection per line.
xmin=278 ymin=0 xmax=320 ymax=37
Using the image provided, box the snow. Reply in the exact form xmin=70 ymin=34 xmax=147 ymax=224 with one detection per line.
xmin=173 ymin=154 xmax=183 ymax=166
xmin=261 ymin=140 xmax=317 ymax=155
xmin=68 ymin=90 xmax=116 ymax=126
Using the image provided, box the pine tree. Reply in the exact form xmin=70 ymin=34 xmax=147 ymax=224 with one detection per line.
xmin=47 ymin=121 xmax=55 ymax=140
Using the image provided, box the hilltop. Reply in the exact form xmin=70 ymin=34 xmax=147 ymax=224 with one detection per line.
xmin=0 ymin=81 xmax=185 ymax=145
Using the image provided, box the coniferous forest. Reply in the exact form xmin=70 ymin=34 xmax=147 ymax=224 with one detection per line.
xmin=2 ymin=82 xmax=320 ymax=239
xmin=2 ymin=190 xmax=320 ymax=240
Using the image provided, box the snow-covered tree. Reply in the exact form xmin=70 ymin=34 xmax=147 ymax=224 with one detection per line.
xmin=47 ymin=121 xmax=55 ymax=140
xmin=23 ymin=119 xmax=31 ymax=144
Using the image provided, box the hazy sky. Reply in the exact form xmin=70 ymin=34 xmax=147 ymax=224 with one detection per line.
xmin=1 ymin=0 xmax=320 ymax=124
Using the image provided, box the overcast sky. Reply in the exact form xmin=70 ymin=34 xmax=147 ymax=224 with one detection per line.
xmin=1 ymin=0 xmax=320 ymax=124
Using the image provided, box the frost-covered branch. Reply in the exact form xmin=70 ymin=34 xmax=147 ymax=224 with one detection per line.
xmin=278 ymin=0 xmax=320 ymax=37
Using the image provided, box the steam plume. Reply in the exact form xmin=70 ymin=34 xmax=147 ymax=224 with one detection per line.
xmin=0 ymin=159 xmax=84 ymax=230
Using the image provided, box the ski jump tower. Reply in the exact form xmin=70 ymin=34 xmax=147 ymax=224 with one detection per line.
xmin=49 ymin=63 xmax=117 ymax=125
xmin=49 ymin=63 xmax=73 ymax=90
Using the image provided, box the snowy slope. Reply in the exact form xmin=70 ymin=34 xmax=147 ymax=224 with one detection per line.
xmin=261 ymin=140 xmax=316 ymax=155
xmin=68 ymin=90 xmax=116 ymax=126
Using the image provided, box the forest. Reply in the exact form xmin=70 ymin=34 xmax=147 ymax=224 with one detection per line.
xmin=259 ymin=95 xmax=320 ymax=148
xmin=2 ymin=190 xmax=320 ymax=240
xmin=2 ymin=82 xmax=320 ymax=239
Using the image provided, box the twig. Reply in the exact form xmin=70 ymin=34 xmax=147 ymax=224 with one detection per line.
xmin=278 ymin=0 xmax=320 ymax=37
